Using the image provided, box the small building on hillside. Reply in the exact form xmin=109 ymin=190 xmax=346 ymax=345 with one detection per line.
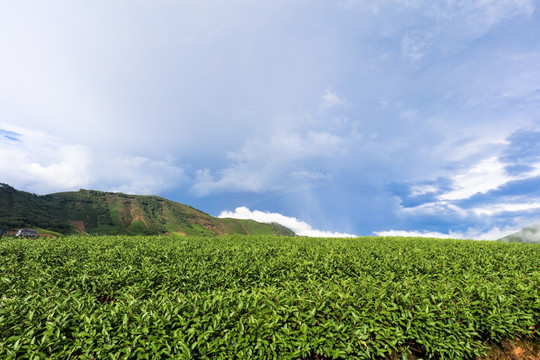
xmin=16 ymin=228 xmax=37 ymax=237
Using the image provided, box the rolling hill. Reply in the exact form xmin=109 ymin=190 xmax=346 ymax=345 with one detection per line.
xmin=499 ymin=223 xmax=540 ymax=244
xmin=0 ymin=183 xmax=295 ymax=237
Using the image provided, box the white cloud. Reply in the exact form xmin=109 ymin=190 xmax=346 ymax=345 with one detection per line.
xmin=191 ymin=165 xmax=270 ymax=196
xmin=0 ymin=142 xmax=94 ymax=193
xmin=191 ymin=128 xmax=355 ymax=196
xmin=97 ymin=154 xmax=185 ymax=195
xmin=0 ymin=124 xmax=93 ymax=192
xmin=374 ymin=226 xmax=519 ymax=240
xmin=471 ymin=201 xmax=540 ymax=216
xmin=0 ymin=122 xmax=185 ymax=195
xmin=400 ymin=201 xmax=469 ymax=218
xmin=410 ymin=184 xmax=437 ymax=196
xmin=219 ymin=206 xmax=357 ymax=237
xmin=394 ymin=159 xmax=540 ymax=241
xmin=438 ymin=157 xmax=510 ymax=200
xmin=392 ymin=128 xmax=540 ymax=239
xmin=438 ymin=157 xmax=540 ymax=201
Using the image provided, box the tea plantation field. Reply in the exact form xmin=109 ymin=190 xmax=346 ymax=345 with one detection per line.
xmin=1 ymin=235 xmax=538 ymax=359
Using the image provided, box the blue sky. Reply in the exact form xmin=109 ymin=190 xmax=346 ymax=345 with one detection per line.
xmin=1 ymin=0 xmax=540 ymax=238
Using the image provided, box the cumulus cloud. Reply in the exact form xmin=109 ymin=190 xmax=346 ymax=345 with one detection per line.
xmin=95 ymin=154 xmax=185 ymax=195
xmin=0 ymin=143 xmax=94 ymax=193
xmin=219 ymin=206 xmax=357 ymax=237
xmin=0 ymin=122 xmax=185 ymax=195
xmin=191 ymin=127 xmax=356 ymax=196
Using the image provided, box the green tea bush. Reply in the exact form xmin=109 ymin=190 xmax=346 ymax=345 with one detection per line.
xmin=0 ymin=236 xmax=538 ymax=359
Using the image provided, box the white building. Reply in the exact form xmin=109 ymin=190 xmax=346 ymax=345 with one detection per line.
xmin=16 ymin=229 xmax=37 ymax=237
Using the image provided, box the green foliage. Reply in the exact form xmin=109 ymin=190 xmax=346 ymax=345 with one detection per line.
xmin=267 ymin=222 xmax=296 ymax=237
xmin=0 ymin=236 xmax=538 ymax=359
xmin=0 ymin=183 xmax=71 ymax=233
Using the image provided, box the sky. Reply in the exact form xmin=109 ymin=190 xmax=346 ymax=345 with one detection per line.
xmin=1 ymin=0 xmax=540 ymax=239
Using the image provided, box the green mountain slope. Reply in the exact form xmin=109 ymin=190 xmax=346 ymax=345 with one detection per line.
xmin=0 ymin=183 xmax=295 ymax=236
xmin=499 ymin=223 xmax=540 ymax=244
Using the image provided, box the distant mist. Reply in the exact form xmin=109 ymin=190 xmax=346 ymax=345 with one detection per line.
xmin=501 ymin=224 xmax=540 ymax=244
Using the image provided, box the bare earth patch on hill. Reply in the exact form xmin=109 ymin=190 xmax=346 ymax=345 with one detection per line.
xmin=68 ymin=220 xmax=86 ymax=233
xmin=130 ymin=202 xmax=149 ymax=228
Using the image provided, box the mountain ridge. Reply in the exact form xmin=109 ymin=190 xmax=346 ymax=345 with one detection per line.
xmin=0 ymin=183 xmax=295 ymax=237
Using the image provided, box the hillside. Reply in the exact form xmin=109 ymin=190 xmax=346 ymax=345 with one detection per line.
xmin=0 ymin=183 xmax=295 ymax=236
xmin=499 ymin=223 xmax=540 ymax=244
